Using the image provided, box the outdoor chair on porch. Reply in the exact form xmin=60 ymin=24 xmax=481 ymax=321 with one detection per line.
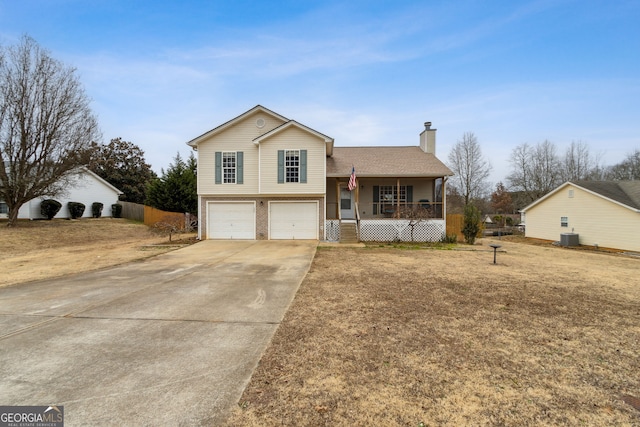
xmin=382 ymin=204 xmax=395 ymax=217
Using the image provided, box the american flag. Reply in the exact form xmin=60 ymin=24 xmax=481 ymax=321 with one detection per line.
xmin=348 ymin=166 xmax=357 ymax=191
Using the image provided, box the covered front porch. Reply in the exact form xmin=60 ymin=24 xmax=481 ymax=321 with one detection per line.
xmin=327 ymin=176 xmax=445 ymax=220
xmin=325 ymin=176 xmax=447 ymax=242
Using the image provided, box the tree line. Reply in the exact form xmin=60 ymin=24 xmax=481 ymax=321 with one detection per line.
xmin=0 ymin=36 xmax=196 ymax=226
xmin=87 ymin=138 xmax=197 ymax=215
xmin=2 ymin=35 xmax=637 ymax=229
xmin=447 ymin=132 xmax=639 ymax=215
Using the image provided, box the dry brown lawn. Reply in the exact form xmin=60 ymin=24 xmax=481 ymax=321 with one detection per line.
xmin=2 ymin=221 xmax=639 ymax=425
xmin=0 ymin=218 xmax=195 ymax=288
xmin=226 ymin=238 xmax=640 ymax=426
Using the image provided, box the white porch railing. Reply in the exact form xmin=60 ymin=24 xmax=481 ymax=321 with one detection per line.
xmin=325 ymin=219 xmax=445 ymax=242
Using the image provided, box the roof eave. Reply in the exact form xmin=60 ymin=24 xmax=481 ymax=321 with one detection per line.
xmin=326 ymin=173 xmax=452 ymax=178
xmin=521 ymin=181 xmax=640 ymax=212
xmin=186 ymin=105 xmax=288 ymax=148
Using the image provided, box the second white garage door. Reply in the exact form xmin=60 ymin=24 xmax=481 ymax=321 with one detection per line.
xmin=208 ymin=202 xmax=255 ymax=239
xmin=269 ymin=201 xmax=318 ymax=240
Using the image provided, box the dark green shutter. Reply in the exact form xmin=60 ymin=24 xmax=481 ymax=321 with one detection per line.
xmin=277 ymin=150 xmax=284 ymax=183
xmin=373 ymin=186 xmax=379 ymax=215
xmin=300 ymin=150 xmax=307 ymax=183
xmin=215 ymin=152 xmax=222 ymax=184
xmin=236 ymin=152 xmax=243 ymax=184
xmin=407 ymin=186 xmax=413 ymax=203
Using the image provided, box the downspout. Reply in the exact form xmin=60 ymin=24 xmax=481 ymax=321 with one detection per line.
xmin=197 ymin=197 xmax=202 ymax=239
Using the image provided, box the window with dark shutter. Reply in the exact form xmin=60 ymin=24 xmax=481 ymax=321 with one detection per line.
xmin=215 ymin=152 xmax=222 ymax=184
xmin=278 ymin=149 xmax=307 ymax=183
xmin=373 ymin=186 xmax=379 ymax=215
xmin=222 ymin=152 xmax=236 ymax=183
xmin=277 ymin=150 xmax=285 ymax=183
xmin=237 ymin=152 xmax=243 ymax=184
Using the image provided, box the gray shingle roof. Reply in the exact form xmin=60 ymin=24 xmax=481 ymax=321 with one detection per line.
xmin=327 ymin=146 xmax=453 ymax=178
xmin=573 ymin=180 xmax=640 ymax=210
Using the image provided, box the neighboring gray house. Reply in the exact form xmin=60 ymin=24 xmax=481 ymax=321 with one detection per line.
xmin=520 ymin=180 xmax=640 ymax=252
xmin=0 ymin=167 xmax=123 ymax=220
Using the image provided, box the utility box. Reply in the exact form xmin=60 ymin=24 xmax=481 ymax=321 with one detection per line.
xmin=560 ymin=233 xmax=579 ymax=247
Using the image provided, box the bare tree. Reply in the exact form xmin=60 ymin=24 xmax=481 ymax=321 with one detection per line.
xmin=507 ymin=140 xmax=561 ymax=204
xmin=153 ymin=214 xmax=185 ymax=242
xmin=605 ymin=149 xmax=640 ymax=181
xmin=447 ymin=132 xmax=492 ymax=206
xmin=397 ymin=205 xmax=432 ymax=242
xmin=0 ymin=36 xmax=99 ymax=226
xmin=561 ymin=140 xmax=602 ymax=182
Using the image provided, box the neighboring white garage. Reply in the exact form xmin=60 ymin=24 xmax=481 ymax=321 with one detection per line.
xmin=207 ymin=202 xmax=255 ymax=239
xmin=269 ymin=201 xmax=318 ymax=240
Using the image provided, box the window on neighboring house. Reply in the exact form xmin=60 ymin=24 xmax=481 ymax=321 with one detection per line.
xmin=561 ymin=216 xmax=568 ymax=227
xmin=285 ymin=150 xmax=300 ymax=183
xmin=0 ymin=202 xmax=8 ymax=214
xmin=222 ymin=152 xmax=236 ymax=184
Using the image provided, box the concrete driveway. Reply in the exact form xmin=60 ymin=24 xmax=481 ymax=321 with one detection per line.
xmin=0 ymin=240 xmax=317 ymax=426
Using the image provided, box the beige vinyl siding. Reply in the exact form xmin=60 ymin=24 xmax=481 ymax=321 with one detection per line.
xmin=197 ymin=112 xmax=286 ymax=195
xmin=526 ymin=184 xmax=640 ymax=252
xmin=259 ymin=127 xmax=326 ymax=195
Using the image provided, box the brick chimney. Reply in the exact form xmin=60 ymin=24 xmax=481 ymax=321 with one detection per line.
xmin=419 ymin=121 xmax=436 ymax=154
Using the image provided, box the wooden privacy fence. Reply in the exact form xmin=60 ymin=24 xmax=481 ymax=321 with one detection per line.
xmin=144 ymin=206 xmax=187 ymax=229
xmin=117 ymin=202 xmax=194 ymax=231
xmin=446 ymin=213 xmax=464 ymax=242
xmin=118 ymin=201 xmax=144 ymax=222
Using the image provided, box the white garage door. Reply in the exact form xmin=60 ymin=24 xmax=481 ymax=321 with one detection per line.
xmin=270 ymin=202 xmax=318 ymax=240
xmin=208 ymin=202 xmax=255 ymax=239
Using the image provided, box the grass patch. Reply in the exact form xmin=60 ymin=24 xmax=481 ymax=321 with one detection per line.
xmin=225 ymin=241 xmax=640 ymax=426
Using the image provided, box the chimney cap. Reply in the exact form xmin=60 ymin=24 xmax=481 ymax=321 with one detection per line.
xmin=424 ymin=121 xmax=432 ymax=130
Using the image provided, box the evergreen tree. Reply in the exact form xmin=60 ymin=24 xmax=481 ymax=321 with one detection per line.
xmin=146 ymin=152 xmax=197 ymax=214
xmin=462 ymin=203 xmax=482 ymax=245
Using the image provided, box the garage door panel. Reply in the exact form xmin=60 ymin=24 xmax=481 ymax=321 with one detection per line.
xmin=208 ymin=202 xmax=255 ymax=239
xmin=270 ymin=202 xmax=318 ymax=240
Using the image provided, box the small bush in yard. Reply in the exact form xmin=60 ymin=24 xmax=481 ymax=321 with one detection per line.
xmin=441 ymin=232 xmax=458 ymax=244
xmin=92 ymin=202 xmax=103 ymax=218
xmin=68 ymin=202 xmax=85 ymax=219
xmin=112 ymin=203 xmax=122 ymax=218
xmin=40 ymin=199 xmax=62 ymax=220
xmin=462 ymin=203 xmax=482 ymax=245
xmin=153 ymin=214 xmax=184 ymax=242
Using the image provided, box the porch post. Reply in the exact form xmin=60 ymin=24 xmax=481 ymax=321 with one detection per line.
xmin=396 ymin=178 xmax=400 ymax=218
xmin=355 ymin=179 xmax=360 ymax=213
xmin=442 ymin=176 xmax=447 ymax=219
xmin=335 ymin=179 xmax=341 ymax=219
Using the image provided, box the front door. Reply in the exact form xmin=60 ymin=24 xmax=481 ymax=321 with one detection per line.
xmin=340 ymin=185 xmax=355 ymax=219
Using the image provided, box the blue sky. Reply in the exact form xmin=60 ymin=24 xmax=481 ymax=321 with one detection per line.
xmin=1 ymin=0 xmax=638 ymax=184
